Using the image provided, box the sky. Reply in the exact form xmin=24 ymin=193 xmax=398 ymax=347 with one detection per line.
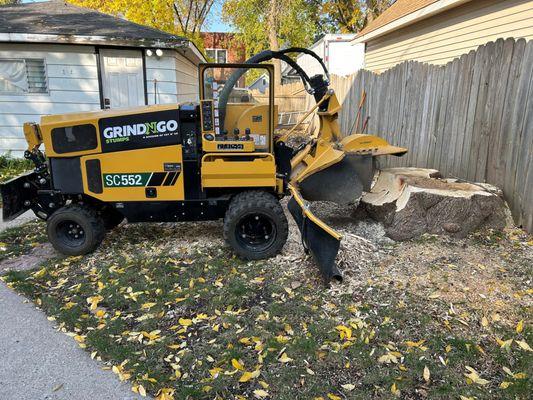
xmin=22 ymin=0 xmax=234 ymax=33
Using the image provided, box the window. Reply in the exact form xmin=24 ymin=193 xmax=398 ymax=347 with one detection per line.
xmin=205 ymin=48 xmax=227 ymax=64
xmin=51 ymin=124 xmax=97 ymax=154
xmin=0 ymin=59 xmax=48 ymax=94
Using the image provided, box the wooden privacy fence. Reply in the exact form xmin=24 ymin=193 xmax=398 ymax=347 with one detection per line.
xmin=290 ymin=38 xmax=533 ymax=232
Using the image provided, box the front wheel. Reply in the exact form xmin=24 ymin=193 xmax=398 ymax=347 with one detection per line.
xmin=47 ymin=204 xmax=105 ymax=256
xmin=223 ymin=191 xmax=288 ymax=260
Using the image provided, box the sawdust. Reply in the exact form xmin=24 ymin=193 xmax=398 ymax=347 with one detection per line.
xmin=279 ymin=200 xmax=532 ymax=325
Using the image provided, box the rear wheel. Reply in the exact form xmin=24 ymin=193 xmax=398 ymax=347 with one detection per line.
xmin=47 ymin=204 xmax=105 ymax=256
xmin=223 ymin=191 xmax=288 ymax=260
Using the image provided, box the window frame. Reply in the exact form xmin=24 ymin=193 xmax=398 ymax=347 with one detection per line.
xmin=0 ymin=58 xmax=49 ymax=96
xmin=205 ymin=48 xmax=228 ymax=64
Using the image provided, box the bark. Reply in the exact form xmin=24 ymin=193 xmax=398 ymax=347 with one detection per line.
xmin=361 ymin=168 xmax=511 ymax=241
xmin=268 ymin=0 xmax=282 ymax=85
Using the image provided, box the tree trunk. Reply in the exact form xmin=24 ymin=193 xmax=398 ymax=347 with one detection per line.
xmin=268 ymin=0 xmax=282 ymax=85
xmin=361 ymin=168 xmax=510 ymax=240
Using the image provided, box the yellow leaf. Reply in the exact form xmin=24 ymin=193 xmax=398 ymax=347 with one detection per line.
xmin=279 ymin=353 xmax=293 ymax=363
xmin=464 ymin=366 xmax=489 ymax=385
xmin=155 ymin=388 xmax=175 ymax=400
xmin=335 ymin=325 xmax=352 ymax=340
xmin=253 ymin=389 xmax=269 ymax=398
xmin=378 ymin=353 xmax=398 ymax=364
xmin=513 ymin=372 xmax=527 ymax=379
xmin=259 ymin=380 xmax=269 ymax=389
xmin=423 ymin=366 xmax=430 ymax=382
xmin=141 ymin=302 xmax=157 ymax=310
xmin=459 ymin=396 xmax=474 ymax=400
xmin=481 ymin=316 xmax=489 ymax=327
xmin=239 ymin=371 xmax=254 ymax=382
xmin=390 ymin=383 xmax=400 ymax=396
xmin=341 ymin=384 xmax=355 ymax=391
xmin=516 ymin=340 xmax=532 ymax=352
xmin=86 ymin=295 xmax=103 ymax=310
xmin=327 ymin=394 xmax=341 ymax=400
xmin=33 ymin=267 xmax=47 ymax=278
xmin=496 ymin=338 xmax=513 ymax=350
xmin=516 ymin=320 xmax=524 ymax=333
xmin=179 ymin=318 xmax=192 ymax=327
xmin=306 ymin=368 xmax=315 ymax=375
xmin=500 ymin=381 xmax=511 ymax=389
xmin=405 ymin=339 xmax=425 ymax=348
xmin=231 ymin=358 xmax=244 ymax=370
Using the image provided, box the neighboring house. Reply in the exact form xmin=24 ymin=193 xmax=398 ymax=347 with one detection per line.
xmin=200 ymin=32 xmax=245 ymax=85
xmin=254 ymin=34 xmax=364 ymax=92
xmin=0 ymin=0 xmax=205 ymax=155
xmin=353 ymin=0 xmax=533 ymax=72
xmin=296 ymin=34 xmax=365 ymax=77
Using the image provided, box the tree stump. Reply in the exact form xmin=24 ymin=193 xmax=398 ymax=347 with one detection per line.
xmin=361 ymin=168 xmax=510 ymax=241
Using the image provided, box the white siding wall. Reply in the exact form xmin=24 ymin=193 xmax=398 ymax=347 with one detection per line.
xmin=0 ymin=44 xmax=100 ymax=154
xmin=146 ymin=50 xmax=199 ymax=105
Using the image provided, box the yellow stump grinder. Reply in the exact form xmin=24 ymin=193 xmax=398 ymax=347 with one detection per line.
xmin=1 ymin=48 xmax=406 ymax=282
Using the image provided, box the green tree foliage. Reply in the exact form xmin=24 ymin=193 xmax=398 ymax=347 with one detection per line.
xmin=308 ymin=0 xmax=396 ymax=34
xmin=222 ymin=0 xmax=316 ymax=83
xmin=67 ymin=0 xmax=216 ymax=49
xmin=0 ymin=0 xmax=21 ymax=5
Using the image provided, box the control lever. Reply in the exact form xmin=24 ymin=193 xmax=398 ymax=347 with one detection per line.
xmin=233 ymin=128 xmax=240 ymax=140
xmin=245 ymin=128 xmax=251 ymax=141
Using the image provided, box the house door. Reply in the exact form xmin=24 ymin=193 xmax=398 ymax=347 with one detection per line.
xmin=99 ymin=49 xmax=145 ymax=109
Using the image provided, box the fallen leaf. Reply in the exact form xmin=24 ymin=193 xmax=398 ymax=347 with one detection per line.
xmin=232 ymin=358 xmax=244 ymax=370
xmin=254 ymin=389 xmax=269 ymax=398
xmin=516 ymin=320 xmax=523 ymax=333
xmin=279 ymin=353 xmax=293 ymax=363
xmin=516 ymin=340 xmax=532 ymax=352
xmin=341 ymin=384 xmax=355 ymax=391
xmin=423 ymin=366 xmax=430 ymax=383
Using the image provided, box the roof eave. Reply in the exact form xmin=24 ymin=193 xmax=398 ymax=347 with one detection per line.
xmin=187 ymin=40 xmax=207 ymax=63
xmin=0 ymin=32 xmax=189 ymax=50
xmin=352 ymin=0 xmax=472 ymax=44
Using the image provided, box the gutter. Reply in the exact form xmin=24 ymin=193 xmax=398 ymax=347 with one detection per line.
xmin=352 ymin=0 xmax=473 ymax=44
xmin=0 ymin=32 xmax=190 ymax=52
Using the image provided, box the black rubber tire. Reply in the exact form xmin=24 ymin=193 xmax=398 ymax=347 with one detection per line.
xmin=47 ymin=204 xmax=105 ymax=256
xmin=101 ymin=207 xmax=125 ymax=230
xmin=223 ymin=191 xmax=288 ymax=260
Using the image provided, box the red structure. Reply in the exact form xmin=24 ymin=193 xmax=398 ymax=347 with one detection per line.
xmin=200 ymin=32 xmax=246 ymax=86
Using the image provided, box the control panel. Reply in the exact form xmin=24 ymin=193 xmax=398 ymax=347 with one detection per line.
xmin=199 ymin=100 xmax=262 ymax=153
xmin=200 ymin=100 xmax=214 ymax=133
xmin=179 ymin=105 xmax=199 ymax=160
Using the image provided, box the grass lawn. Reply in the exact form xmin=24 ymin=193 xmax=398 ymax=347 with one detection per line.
xmin=0 ymin=153 xmax=32 ymax=182
xmin=1 ymin=217 xmax=532 ymax=400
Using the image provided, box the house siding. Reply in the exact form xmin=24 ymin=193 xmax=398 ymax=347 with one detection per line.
xmin=364 ymin=0 xmax=533 ymax=72
xmin=1 ymin=44 xmax=201 ymax=155
xmin=145 ymin=51 xmax=199 ymax=105
xmin=0 ymin=43 xmax=100 ymax=153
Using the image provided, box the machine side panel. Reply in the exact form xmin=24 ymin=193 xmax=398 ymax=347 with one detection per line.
xmin=50 ymin=157 xmax=84 ymax=194
xmin=80 ymin=146 xmax=185 ymax=202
